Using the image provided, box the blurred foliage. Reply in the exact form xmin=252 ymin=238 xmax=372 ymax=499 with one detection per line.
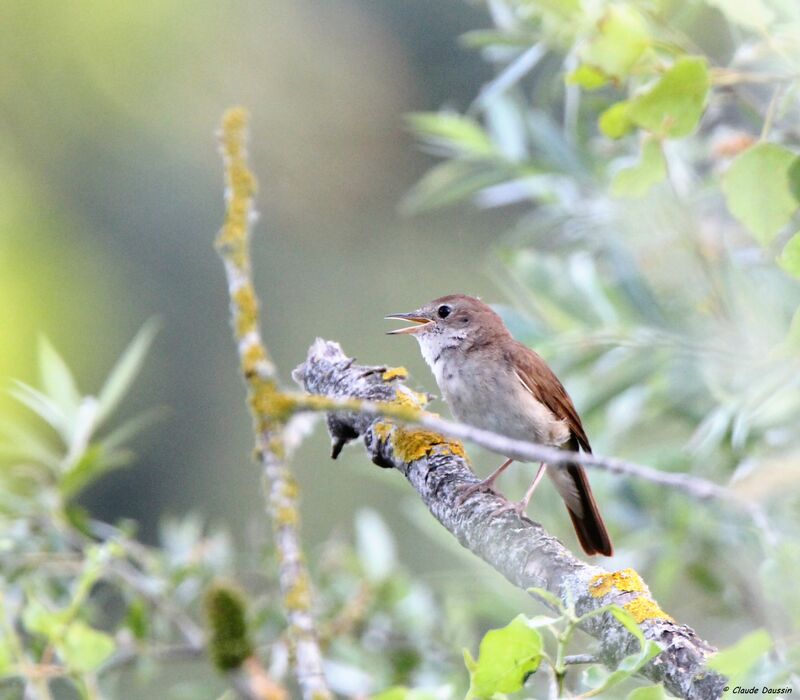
xmin=0 ymin=338 xmax=468 ymax=698
xmin=402 ymin=0 xmax=800 ymax=696
xmin=3 ymin=0 xmax=800 ymax=697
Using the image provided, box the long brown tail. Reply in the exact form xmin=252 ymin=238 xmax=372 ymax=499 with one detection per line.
xmin=549 ymin=463 xmax=613 ymax=556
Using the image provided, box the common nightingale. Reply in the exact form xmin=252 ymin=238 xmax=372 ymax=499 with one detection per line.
xmin=387 ymin=294 xmax=613 ymax=556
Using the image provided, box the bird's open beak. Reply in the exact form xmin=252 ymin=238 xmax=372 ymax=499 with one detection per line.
xmin=385 ymin=311 xmax=433 ymax=335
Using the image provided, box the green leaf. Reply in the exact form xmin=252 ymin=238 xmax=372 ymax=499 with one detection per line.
xmin=706 ymin=628 xmax=772 ymax=678
xmin=567 ymin=64 xmax=608 ymax=90
xmin=0 ymin=419 xmax=61 ymax=468
xmin=96 ymin=319 xmax=160 ymax=426
xmin=609 ymin=606 xmax=648 ymax=647
xmin=581 ymin=5 xmax=651 ymax=80
xmin=100 ymin=406 xmax=167 ymax=452
xmin=466 ymin=614 xmax=543 ymax=698
xmin=611 ymin=139 xmax=666 ymax=198
xmin=0 ymin=639 xmax=11 ymax=677
xmin=22 ymin=599 xmax=68 ymax=639
xmin=527 ymin=586 xmax=565 ymax=612
xmin=627 ymin=684 xmax=668 ymax=700
xmin=9 ymin=381 xmax=70 ymax=441
xmin=580 ymin=606 xmax=662 ymax=697
xmin=58 ymin=621 xmax=115 ymax=673
xmin=400 ymin=160 xmax=510 ymax=214
xmin=407 ymin=112 xmax=496 ymax=158
xmin=38 ymin=336 xmax=81 ymax=419
xmin=60 ymin=443 xmax=131 ymax=499
xmin=778 ymin=232 xmax=800 ymax=278
xmin=627 ymin=57 xmax=710 ymax=138
xmin=582 ymin=643 xmax=661 ymax=697
xmin=721 ymin=143 xmax=800 ymax=246
xmin=125 ymin=599 xmax=150 ymax=642
xmin=599 ymin=102 xmax=634 ymax=139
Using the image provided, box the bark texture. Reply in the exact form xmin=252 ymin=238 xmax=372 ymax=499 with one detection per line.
xmin=293 ymin=339 xmax=727 ymax=700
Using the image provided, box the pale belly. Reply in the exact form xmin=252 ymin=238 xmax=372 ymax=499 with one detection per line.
xmin=434 ymin=356 xmax=569 ymax=449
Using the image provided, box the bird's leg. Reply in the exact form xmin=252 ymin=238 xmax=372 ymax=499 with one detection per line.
xmin=456 ymin=458 xmax=514 ymax=505
xmin=491 ymin=462 xmax=548 ymax=517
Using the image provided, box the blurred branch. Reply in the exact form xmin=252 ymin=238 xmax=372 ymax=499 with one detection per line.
xmin=215 ymin=108 xmax=331 ymax=700
xmin=288 ymin=388 xmax=730 ymax=502
xmin=262 ymin=344 xmax=733 ymax=503
xmin=293 ymin=339 xmax=728 ymax=700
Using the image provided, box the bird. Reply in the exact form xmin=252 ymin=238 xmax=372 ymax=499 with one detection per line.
xmin=385 ymin=293 xmax=613 ymax=556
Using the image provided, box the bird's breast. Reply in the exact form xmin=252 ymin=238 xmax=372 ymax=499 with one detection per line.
xmin=435 ymin=354 xmax=569 ymax=448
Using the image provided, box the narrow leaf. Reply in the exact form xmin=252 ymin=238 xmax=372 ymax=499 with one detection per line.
xmin=38 ymin=336 xmax=81 ymax=418
xmin=9 ymin=381 xmax=70 ymax=441
xmin=100 ymin=406 xmax=167 ymax=451
xmin=407 ymin=113 xmax=496 ymax=158
xmin=60 ymin=444 xmax=131 ymax=499
xmin=96 ymin=319 xmax=160 ymax=426
xmin=0 ymin=419 xmax=61 ymax=467
xmin=400 ymin=160 xmax=509 ymax=214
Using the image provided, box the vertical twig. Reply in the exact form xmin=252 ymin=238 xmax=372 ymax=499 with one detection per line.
xmin=215 ymin=107 xmax=332 ymax=700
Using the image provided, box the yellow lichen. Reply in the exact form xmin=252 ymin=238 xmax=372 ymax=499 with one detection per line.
xmin=284 ymin=575 xmax=311 ymax=612
xmin=242 ymin=343 xmax=268 ymax=376
xmin=391 ymin=427 xmax=465 ymax=463
xmin=281 ymin=476 xmax=300 ymax=501
xmin=249 ymin=380 xmax=297 ymax=424
xmin=268 ymin=435 xmax=286 ymax=461
xmin=589 ymin=568 xmax=646 ymax=598
xmin=624 ymin=597 xmax=674 ymax=623
xmin=589 ymin=568 xmax=673 ymax=624
xmin=382 ymin=366 xmax=408 ymax=381
xmin=275 ymin=506 xmax=299 ymax=527
xmin=392 ymin=386 xmax=429 ymax=410
xmin=216 ymin=107 xmax=258 ymax=266
xmin=372 ymin=421 xmax=393 ymax=442
xmin=234 ymin=284 xmax=259 ymax=337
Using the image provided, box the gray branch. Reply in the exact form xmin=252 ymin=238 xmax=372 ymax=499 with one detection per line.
xmin=293 ymin=339 xmax=727 ymax=700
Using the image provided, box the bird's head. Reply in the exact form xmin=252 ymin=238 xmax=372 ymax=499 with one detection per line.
xmin=386 ymin=294 xmax=506 ymax=363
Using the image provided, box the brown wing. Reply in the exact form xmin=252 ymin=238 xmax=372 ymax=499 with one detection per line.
xmin=509 ymin=341 xmax=613 ymax=557
xmin=509 ymin=341 xmax=591 ymax=453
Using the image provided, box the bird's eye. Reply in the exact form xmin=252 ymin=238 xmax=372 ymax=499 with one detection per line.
xmin=437 ymin=305 xmax=452 ymax=319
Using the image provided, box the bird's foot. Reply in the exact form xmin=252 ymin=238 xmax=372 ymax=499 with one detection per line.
xmin=456 ymin=479 xmax=499 ymax=506
xmin=490 ymin=499 xmax=528 ymax=519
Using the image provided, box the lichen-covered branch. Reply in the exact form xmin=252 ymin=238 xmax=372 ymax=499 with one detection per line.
xmin=215 ymin=108 xmax=331 ymax=700
xmin=293 ymin=339 xmax=728 ymax=700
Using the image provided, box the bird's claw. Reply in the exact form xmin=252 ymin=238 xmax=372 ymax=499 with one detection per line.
xmin=456 ymin=480 xmax=498 ymax=506
xmin=490 ymin=500 xmax=527 ymax=518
